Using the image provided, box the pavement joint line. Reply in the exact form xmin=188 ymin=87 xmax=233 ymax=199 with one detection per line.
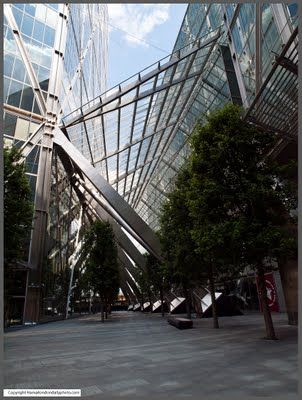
xmin=5 ymin=331 xmax=293 ymax=362
xmin=5 ymin=330 xmax=269 ymax=363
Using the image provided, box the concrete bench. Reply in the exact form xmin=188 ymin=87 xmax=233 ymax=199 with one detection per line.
xmin=167 ymin=317 xmax=193 ymax=329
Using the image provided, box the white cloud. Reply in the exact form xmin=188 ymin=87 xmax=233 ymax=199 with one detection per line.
xmin=107 ymin=4 xmax=170 ymax=47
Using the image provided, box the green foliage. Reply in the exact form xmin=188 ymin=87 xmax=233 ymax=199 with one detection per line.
xmin=159 ymin=102 xmax=296 ymax=292
xmin=159 ymin=167 xmax=205 ymax=289
xmin=4 ymin=146 xmax=34 ymax=325
xmin=136 ymin=267 xmax=150 ymax=299
xmin=188 ymin=102 xmax=296 ymax=273
xmin=4 ymin=146 xmax=34 ymax=266
xmin=137 ymin=253 xmax=165 ymax=298
xmin=53 ymin=268 xmax=71 ymax=314
xmin=81 ymin=220 xmax=120 ymax=303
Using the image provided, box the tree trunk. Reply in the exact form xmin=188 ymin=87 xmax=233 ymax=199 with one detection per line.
xmin=194 ymin=291 xmax=203 ymax=318
xmin=105 ymin=299 xmax=108 ymax=319
xmin=4 ymin=297 xmax=11 ymax=329
xmin=183 ymin=283 xmax=191 ymax=319
xmin=141 ymin=294 xmax=144 ymax=312
xmin=89 ymin=292 xmax=92 ymax=314
xmin=160 ymin=286 xmax=164 ymax=317
xmin=100 ymin=301 xmax=104 ymax=322
xmin=257 ymin=266 xmax=277 ymax=340
xmin=148 ymin=292 xmax=153 ymax=313
xmin=208 ymin=265 xmax=219 ymax=328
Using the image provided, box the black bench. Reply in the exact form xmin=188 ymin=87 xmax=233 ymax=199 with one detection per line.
xmin=167 ymin=317 xmax=193 ymax=329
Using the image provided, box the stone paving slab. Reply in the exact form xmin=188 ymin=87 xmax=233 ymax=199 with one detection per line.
xmin=4 ymin=311 xmax=298 ymax=398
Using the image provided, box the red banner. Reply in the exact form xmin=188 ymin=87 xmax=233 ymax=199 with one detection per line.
xmin=256 ymin=272 xmax=280 ymax=312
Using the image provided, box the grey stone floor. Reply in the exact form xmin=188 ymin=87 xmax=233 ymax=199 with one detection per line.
xmin=4 ymin=311 xmax=298 ymax=399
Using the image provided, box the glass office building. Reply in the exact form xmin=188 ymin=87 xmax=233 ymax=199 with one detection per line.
xmin=3 ymin=3 xmax=108 ymax=324
xmin=136 ymin=3 xmax=298 ymax=229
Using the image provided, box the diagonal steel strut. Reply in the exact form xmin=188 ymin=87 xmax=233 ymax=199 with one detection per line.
xmin=53 ymin=128 xmax=162 ymax=259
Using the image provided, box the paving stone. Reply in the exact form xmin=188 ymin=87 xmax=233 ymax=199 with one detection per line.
xmin=81 ymin=385 xmax=103 ymax=396
xmin=102 ymin=378 xmax=149 ymax=391
xmin=4 ymin=311 xmax=297 ymax=398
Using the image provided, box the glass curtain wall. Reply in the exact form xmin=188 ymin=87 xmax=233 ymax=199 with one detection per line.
xmin=3 ymin=3 xmax=108 ymax=323
xmin=135 ymin=3 xmax=297 ymax=230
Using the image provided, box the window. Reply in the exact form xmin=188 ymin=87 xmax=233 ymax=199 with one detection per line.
xmin=12 ymin=57 xmax=26 ymax=82
xmin=3 ymin=113 xmax=17 ymax=137
xmin=4 ymin=54 xmax=14 ymax=77
xmin=32 ymin=99 xmax=41 ymax=115
xmin=21 ymin=15 xmax=34 ymax=37
xmin=28 ymin=175 xmax=37 ymax=202
xmin=44 ymin=26 xmax=55 ymax=47
xmin=35 ymin=4 xmax=47 ymax=23
xmin=38 ymin=66 xmax=50 ymax=91
xmin=46 ymin=8 xmax=58 ymax=29
xmin=288 ymin=3 xmax=298 ymax=17
xmin=25 ymin=4 xmax=36 ymax=17
xmin=39 ymin=79 xmax=49 ymax=91
xmin=14 ymin=4 xmax=24 ymax=11
xmin=7 ymin=80 xmax=23 ymax=107
xmin=226 ymin=4 xmax=235 ymax=22
xmin=3 ymin=78 xmax=10 ymax=101
xmin=48 ymin=4 xmax=59 ymax=11
xmin=33 ymin=20 xmax=45 ymax=42
xmin=12 ymin=7 xmax=23 ymax=28
xmin=26 ymin=129 xmax=40 ymax=174
xmin=20 ymin=85 xmax=34 ymax=112
xmin=232 ymin=24 xmax=243 ymax=54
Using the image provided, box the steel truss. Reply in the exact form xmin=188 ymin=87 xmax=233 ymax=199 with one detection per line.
xmin=245 ymin=27 xmax=298 ymax=141
xmin=59 ymin=29 xmax=222 ymax=207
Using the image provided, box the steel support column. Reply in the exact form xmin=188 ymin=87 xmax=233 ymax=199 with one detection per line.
xmin=255 ymin=3 xmax=262 ymax=94
xmin=220 ymin=45 xmax=243 ymax=105
xmin=271 ymin=4 xmax=292 ymax=44
xmin=24 ymin=4 xmax=69 ymax=323
xmin=222 ymin=4 xmax=249 ymax=107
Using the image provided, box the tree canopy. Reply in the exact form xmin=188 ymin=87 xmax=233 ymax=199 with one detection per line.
xmin=4 ymin=146 xmax=34 ymax=326
xmin=81 ymin=220 xmax=120 ymax=320
xmin=158 ymin=102 xmax=296 ymax=335
xmin=159 ymin=167 xmax=203 ymax=290
xmin=4 ymin=146 xmax=34 ymax=266
xmin=188 ymin=103 xmax=296 ymax=275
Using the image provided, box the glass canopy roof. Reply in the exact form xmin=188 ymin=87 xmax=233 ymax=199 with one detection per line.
xmin=60 ymin=27 xmax=239 ymax=228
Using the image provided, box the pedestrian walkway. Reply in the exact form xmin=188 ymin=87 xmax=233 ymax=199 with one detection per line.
xmin=4 ymin=312 xmax=298 ymax=398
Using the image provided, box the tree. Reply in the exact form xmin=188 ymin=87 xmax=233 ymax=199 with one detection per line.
xmin=188 ymin=103 xmax=296 ymax=338
xmin=4 ymin=147 xmax=34 ymax=265
xmin=159 ymin=167 xmax=204 ymax=319
xmin=136 ymin=266 xmax=149 ymax=310
xmin=81 ymin=220 xmax=120 ymax=322
xmin=144 ymin=253 xmax=166 ymax=316
xmin=4 ymin=147 xmax=34 ymax=326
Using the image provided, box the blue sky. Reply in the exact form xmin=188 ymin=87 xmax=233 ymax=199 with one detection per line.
xmin=107 ymin=4 xmax=187 ymax=88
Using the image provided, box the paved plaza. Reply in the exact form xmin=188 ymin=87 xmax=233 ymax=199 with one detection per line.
xmin=4 ymin=311 xmax=298 ymax=399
